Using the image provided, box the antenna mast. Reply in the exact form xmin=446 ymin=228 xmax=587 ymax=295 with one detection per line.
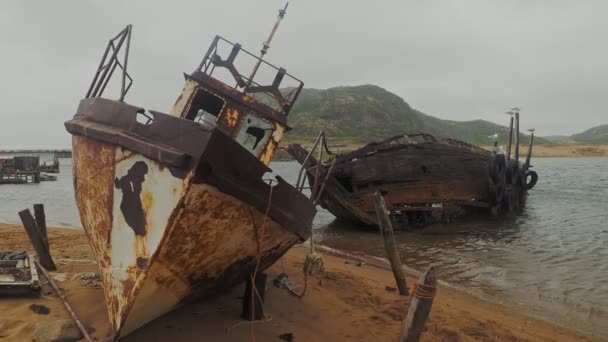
xmin=246 ymin=2 xmax=289 ymax=87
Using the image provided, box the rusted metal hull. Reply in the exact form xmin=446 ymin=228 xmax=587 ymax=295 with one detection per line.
xmin=289 ymin=134 xmax=532 ymax=229
xmin=67 ymin=98 xmax=315 ymax=337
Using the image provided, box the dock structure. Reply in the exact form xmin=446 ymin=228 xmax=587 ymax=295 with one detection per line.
xmin=0 ymin=156 xmax=41 ymax=184
xmin=0 ymin=149 xmax=71 ymax=174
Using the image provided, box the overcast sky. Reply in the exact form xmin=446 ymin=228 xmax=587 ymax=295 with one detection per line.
xmin=1 ymin=0 xmax=606 ymax=148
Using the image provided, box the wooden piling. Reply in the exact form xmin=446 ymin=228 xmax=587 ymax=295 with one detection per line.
xmin=514 ymin=111 xmax=520 ymax=162
xmin=18 ymin=209 xmax=56 ymax=271
xmin=400 ymin=266 xmax=437 ymax=342
xmin=33 ymin=204 xmax=48 ymax=249
xmin=242 ymin=273 xmax=268 ymax=321
xmin=373 ymin=190 xmax=408 ymax=296
xmin=506 ymin=116 xmax=514 ymax=161
xmin=525 ymin=132 xmax=535 ymax=167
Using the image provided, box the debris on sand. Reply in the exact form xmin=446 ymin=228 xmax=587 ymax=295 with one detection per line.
xmin=72 ymin=272 xmax=102 ymax=288
xmin=29 ymin=304 xmax=50 ymax=315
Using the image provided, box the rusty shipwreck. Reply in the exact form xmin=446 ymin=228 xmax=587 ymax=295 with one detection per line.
xmin=289 ymin=120 xmax=538 ymax=230
xmin=64 ymin=19 xmax=315 ymax=338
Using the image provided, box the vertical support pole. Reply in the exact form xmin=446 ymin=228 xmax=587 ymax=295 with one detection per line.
xmin=373 ymin=191 xmax=408 ymax=296
xmin=242 ymin=273 xmax=268 ymax=321
xmin=506 ymin=116 xmax=514 ymax=161
xmin=18 ymin=209 xmax=56 ymax=271
xmin=400 ymin=266 xmax=437 ymax=342
xmin=514 ymin=111 xmax=520 ymax=162
xmin=33 ymin=204 xmax=48 ymax=249
xmin=525 ymin=132 xmax=535 ymax=167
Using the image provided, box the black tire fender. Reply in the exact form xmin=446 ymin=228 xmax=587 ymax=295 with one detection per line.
xmin=525 ymin=170 xmax=538 ymax=190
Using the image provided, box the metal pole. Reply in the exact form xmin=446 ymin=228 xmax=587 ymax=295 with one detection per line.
xmin=36 ymin=261 xmax=94 ymax=342
xmin=246 ymin=2 xmax=289 ymax=87
xmin=120 ymin=25 xmax=132 ymax=102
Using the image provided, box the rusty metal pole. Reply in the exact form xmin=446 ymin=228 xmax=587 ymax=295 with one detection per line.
xmin=514 ymin=111 xmax=520 ymax=162
xmin=246 ymin=2 xmax=289 ymax=87
xmin=35 ymin=261 xmax=94 ymax=342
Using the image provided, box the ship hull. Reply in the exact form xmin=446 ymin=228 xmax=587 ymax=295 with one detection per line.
xmin=67 ymin=98 xmax=315 ymax=337
xmin=289 ymin=138 xmax=496 ymax=229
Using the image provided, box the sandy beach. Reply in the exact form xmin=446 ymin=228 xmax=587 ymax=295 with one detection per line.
xmin=0 ymin=223 xmax=598 ymax=341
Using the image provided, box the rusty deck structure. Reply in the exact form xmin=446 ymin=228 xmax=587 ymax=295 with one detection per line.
xmin=289 ymin=117 xmax=538 ymax=230
xmin=64 ymin=11 xmax=317 ymax=339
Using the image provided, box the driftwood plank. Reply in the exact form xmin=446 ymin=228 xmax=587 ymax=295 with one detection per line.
xmin=18 ymin=209 xmax=56 ymax=271
xmin=400 ymin=266 xmax=437 ymax=342
xmin=373 ymin=190 xmax=408 ymax=295
xmin=33 ymin=204 xmax=48 ymax=249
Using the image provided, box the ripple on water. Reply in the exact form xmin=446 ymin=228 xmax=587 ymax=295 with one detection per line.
xmin=307 ymin=157 xmax=608 ymax=338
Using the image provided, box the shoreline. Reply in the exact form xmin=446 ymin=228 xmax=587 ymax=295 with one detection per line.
xmin=0 ymin=223 xmax=600 ymax=341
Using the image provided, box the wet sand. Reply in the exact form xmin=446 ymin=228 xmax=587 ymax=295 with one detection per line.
xmin=0 ymin=223 xmax=598 ymax=341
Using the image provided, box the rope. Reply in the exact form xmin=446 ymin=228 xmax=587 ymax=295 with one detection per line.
xmin=412 ymin=282 xmax=436 ymax=300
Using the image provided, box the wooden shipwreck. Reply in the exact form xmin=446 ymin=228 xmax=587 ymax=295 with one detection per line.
xmin=64 ymin=16 xmax=315 ymax=338
xmin=289 ymin=120 xmax=538 ymax=230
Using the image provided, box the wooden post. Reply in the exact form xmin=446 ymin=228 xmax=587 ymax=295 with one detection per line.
xmin=33 ymin=204 xmax=48 ymax=249
xmin=514 ymin=111 xmax=520 ymax=162
xmin=373 ymin=190 xmax=408 ymax=296
xmin=506 ymin=116 xmax=514 ymax=161
xmin=525 ymin=132 xmax=535 ymax=167
xmin=400 ymin=266 xmax=437 ymax=342
xmin=18 ymin=209 xmax=56 ymax=271
xmin=242 ymin=273 xmax=268 ymax=321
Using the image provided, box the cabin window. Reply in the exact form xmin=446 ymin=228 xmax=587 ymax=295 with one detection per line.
xmin=235 ymin=114 xmax=273 ymax=157
xmin=185 ymin=88 xmax=225 ymax=127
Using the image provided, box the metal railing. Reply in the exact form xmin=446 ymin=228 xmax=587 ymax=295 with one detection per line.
xmin=86 ymin=25 xmax=133 ymax=102
xmin=196 ymin=35 xmax=303 ymax=115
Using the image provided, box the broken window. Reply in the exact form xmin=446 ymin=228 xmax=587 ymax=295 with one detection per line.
xmin=185 ymin=88 xmax=225 ymax=127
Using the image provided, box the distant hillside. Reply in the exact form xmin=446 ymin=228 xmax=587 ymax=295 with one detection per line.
xmin=285 ymin=84 xmax=539 ymax=146
xmin=543 ymin=135 xmax=573 ymax=143
xmin=571 ymin=125 xmax=608 ymax=143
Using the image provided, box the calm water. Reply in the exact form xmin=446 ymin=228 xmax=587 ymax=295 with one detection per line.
xmin=1 ymin=158 xmax=606 ymax=337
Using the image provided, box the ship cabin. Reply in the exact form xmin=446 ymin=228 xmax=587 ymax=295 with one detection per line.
xmin=169 ymin=35 xmax=303 ymax=166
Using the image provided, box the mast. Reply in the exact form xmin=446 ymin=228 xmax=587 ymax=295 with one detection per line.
xmin=246 ymin=2 xmax=289 ymax=87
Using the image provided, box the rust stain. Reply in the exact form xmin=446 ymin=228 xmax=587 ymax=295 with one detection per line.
xmin=226 ymin=108 xmax=239 ymax=127
xmin=72 ymin=135 xmax=115 ymax=266
xmin=156 ymin=183 xmax=297 ymax=293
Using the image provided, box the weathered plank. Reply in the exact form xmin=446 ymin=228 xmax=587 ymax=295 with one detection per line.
xmin=18 ymin=209 xmax=56 ymax=271
xmin=373 ymin=190 xmax=408 ymax=295
xmin=33 ymin=204 xmax=48 ymax=249
xmin=400 ymin=266 xmax=437 ymax=342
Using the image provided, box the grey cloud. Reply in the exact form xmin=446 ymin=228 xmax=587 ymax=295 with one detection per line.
xmin=0 ymin=0 xmax=606 ymax=148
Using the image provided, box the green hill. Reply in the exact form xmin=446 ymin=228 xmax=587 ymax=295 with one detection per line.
xmin=284 ymin=84 xmax=538 ymax=146
xmin=571 ymin=125 xmax=608 ymax=143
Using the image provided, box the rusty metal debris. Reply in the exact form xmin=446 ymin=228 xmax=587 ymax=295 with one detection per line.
xmin=64 ymin=7 xmax=320 ymax=338
xmin=289 ymin=117 xmax=538 ymax=230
